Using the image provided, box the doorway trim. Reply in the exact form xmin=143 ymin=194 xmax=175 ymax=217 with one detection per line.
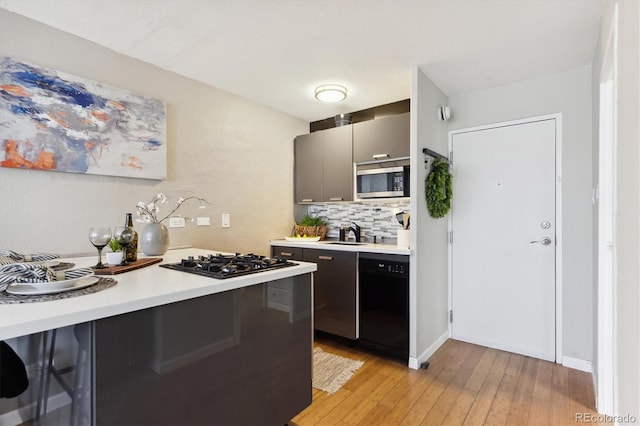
xmin=448 ymin=113 xmax=563 ymax=362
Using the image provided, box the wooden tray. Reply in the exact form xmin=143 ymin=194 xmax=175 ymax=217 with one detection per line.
xmin=93 ymin=257 xmax=163 ymax=275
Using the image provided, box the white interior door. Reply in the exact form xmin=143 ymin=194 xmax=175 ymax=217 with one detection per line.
xmin=451 ymin=118 xmax=557 ymax=361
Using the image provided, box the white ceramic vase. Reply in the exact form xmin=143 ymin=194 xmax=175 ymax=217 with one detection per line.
xmin=140 ymin=222 xmax=170 ymax=256
xmin=106 ymin=251 xmax=123 ymax=266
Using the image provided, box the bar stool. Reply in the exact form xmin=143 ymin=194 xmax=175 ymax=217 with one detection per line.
xmin=36 ymin=324 xmax=91 ymax=425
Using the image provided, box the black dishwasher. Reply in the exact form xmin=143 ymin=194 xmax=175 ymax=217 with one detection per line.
xmin=359 ymin=252 xmax=409 ymax=361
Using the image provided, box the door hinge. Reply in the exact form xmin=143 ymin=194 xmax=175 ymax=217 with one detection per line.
xmin=449 ymin=151 xmax=453 ymax=165
xmin=449 ymin=310 xmax=453 ymax=323
xmin=449 ymin=231 xmax=453 ymax=244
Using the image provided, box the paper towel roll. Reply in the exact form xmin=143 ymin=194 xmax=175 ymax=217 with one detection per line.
xmin=397 ymin=229 xmax=410 ymax=249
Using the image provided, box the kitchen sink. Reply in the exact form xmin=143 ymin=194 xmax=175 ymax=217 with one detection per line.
xmin=326 ymin=241 xmax=368 ymax=246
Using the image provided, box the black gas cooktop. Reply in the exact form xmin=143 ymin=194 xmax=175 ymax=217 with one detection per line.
xmin=159 ymin=253 xmax=296 ymax=279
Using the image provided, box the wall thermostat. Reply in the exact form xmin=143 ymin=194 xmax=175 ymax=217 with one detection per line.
xmin=438 ymin=106 xmax=451 ymax=121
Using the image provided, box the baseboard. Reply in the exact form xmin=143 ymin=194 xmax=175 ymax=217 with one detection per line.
xmin=562 ymin=356 xmax=593 ymax=373
xmin=408 ymin=331 xmax=449 ymax=370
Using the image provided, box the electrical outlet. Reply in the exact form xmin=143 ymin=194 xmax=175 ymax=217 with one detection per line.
xmin=221 ymin=213 xmax=230 ymax=228
xmin=197 ymin=216 xmax=211 ymax=226
xmin=169 ymin=217 xmax=186 ymax=228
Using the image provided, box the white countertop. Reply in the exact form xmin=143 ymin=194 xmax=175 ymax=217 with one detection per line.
xmin=270 ymin=239 xmax=411 ymax=255
xmin=0 ymin=248 xmax=317 ymax=340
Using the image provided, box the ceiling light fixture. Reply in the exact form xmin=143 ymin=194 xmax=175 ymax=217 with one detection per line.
xmin=314 ymin=84 xmax=347 ymax=102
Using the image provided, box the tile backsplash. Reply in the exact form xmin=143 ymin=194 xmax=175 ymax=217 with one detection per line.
xmin=306 ymin=200 xmax=411 ymax=243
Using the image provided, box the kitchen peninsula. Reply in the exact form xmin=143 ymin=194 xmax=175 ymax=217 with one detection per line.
xmin=0 ymin=248 xmax=316 ymax=425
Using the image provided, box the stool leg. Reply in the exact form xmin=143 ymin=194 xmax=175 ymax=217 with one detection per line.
xmin=35 ymin=329 xmax=57 ymax=420
xmin=71 ymin=323 xmax=92 ymax=426
xmin=35 ymin=330 xmax=49 ymax=419
xmin=42 ymin=329 xmax=57 ymax=416
xmin=70 ymin=345 xmax=87 ymax=426
xmin=34 ymin=326 xmax=93 ymax=424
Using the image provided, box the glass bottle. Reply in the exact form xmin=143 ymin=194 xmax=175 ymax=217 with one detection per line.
xmin=125 ymin=213 xmax=138 ymax=262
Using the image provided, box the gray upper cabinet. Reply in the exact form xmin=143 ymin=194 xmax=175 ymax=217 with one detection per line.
xmin=321 ymin=125 xmax=352 ymax=202
xmin=352 ymin=112 xmax=410 ymax=163
xmin=294 ymin=125 xmax=353 ymax=203
xmin=294 ymin=131 xmax=323 ymax=203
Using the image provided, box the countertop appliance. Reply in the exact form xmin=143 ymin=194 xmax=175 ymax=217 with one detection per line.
xmin=358 ymin=252 xmax=409 ymax=360
xmin=160 ymin=253 xmax=296 ymax=279
xmin=356 ymin=163 xmax=409 ymax=199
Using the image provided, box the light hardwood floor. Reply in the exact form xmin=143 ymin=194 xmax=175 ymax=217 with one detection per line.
xmin=292 ymin=336 xmax=603 ymax=425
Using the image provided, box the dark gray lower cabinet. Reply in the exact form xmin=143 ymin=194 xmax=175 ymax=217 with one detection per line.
xmin=303 ymin=249 xmax=357 ymax=340
xmin=94 ymin=275 xmax=312 ymax=425
xmin=270 ymin=246 xmax=357 ymax=340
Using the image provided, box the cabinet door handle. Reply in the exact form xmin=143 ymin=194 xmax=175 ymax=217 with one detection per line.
xmin=279 ymin=252 xmax=293 ymax=257
xmin=373 ymin=153 xmax=390 ymax=160
xmin=318 ymin=255 xmax=333 ymax=261
xmin=329 ymin=197 xmax=344 ymax=201
xmin=301 ymin=198 xmax=314 ymax=202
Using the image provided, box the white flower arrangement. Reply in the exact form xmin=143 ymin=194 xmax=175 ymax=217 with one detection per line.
xmin=136 ymin=193 xmax=210 ymax=224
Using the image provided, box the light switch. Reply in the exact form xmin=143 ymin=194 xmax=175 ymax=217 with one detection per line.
xmin=221 ymin=213 xmax=230 ymax=228
xmin=169 ymin=217 xmax=186 ymax=228
xmin=197 ymin=216 xmax=211 ymax=226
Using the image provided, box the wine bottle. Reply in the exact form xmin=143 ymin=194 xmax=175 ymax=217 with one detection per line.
xmin=125 ymin=213 xmax=138 ymax=262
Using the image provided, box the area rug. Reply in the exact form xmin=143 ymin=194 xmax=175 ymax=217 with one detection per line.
xmin=312 ymin=347 xmax=364 ymax=395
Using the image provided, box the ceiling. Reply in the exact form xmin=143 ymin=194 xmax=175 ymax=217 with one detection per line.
xmin=0 ymin=0 xmax=603 ymax=122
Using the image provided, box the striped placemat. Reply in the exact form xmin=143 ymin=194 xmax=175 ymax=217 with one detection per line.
xmin=0 ymin=277 xmax=117 ymax=304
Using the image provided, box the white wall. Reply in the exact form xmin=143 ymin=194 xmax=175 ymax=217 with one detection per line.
xmin=592 ymin=0 xmax=640 ymax=418
xmin=448 ymin=67 xmax=594 ymax=362
xmin=0 ymin=9 xmax=307 ymax=256
xmin=410 ymin=68 xmax=449 ymax=366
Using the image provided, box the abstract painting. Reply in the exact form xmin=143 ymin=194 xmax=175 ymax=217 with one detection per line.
xmin=0 ymin=57 xmax=166 ymax=179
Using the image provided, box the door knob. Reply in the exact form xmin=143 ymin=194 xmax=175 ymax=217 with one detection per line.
xmin=530 ymin=237 xmax=552 ymax=246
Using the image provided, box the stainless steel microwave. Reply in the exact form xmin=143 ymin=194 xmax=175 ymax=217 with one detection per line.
xmin=356 ymin=165 xmax=410 ymax=198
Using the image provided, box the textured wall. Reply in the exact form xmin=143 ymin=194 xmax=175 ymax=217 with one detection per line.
xmin=0 ymin=9 xmax=307 ymax=257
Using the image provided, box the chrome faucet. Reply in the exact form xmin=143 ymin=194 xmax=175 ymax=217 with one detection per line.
xmin=349 ymin=222 xmax=361 ymax=242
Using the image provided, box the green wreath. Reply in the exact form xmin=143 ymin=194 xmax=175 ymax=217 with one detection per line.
xmin=425 ymin=158 xmax=452 ymax=218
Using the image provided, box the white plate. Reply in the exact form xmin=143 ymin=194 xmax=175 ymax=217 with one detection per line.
xmin=7 ymin=276 xmax=100 ymax=295
xmin=285 ymin=236 xmax=321 ymax=242
xmin=0 ymin=259 xmax=59 ymax=267
xmin=31 ymin=260 xmax=60 ymax=268
xmin=8 ymin=268 xmax=95 ymax=291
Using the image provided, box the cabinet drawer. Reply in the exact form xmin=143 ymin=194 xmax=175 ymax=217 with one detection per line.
xmin=302 ymin=249 xmax=356 ymax=265
xmin=271 ymin=246 xmax=303 ymax=261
